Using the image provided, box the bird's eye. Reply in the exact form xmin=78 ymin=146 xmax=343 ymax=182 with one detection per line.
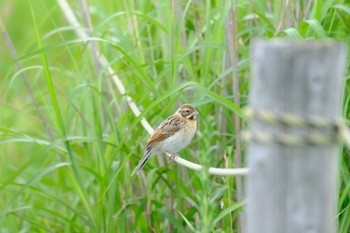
xmin=186 ymin=110 xmax=189 ymax=113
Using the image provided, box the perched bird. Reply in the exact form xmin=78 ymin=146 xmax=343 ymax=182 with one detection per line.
xmin=131 ymin=104 xmax=198 ymax=176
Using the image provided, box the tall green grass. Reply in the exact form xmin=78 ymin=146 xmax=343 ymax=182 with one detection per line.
xmin=0 ymin=0 xmax=350 ymax=232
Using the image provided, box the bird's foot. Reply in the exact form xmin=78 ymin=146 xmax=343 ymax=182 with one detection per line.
xmin=169 ymin=153 xmax=178 ymax=162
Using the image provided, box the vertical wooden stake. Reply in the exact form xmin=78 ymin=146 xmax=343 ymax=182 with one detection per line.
xmin=247 ymin=41 xmax=347 ymax=233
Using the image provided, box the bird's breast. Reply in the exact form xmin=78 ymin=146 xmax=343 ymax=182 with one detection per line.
xmin=157 ymin=122 xmax=196 ymax=153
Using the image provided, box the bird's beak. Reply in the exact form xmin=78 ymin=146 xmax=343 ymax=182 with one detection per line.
xmin=195 ymin=111 xmax=199 ymax=115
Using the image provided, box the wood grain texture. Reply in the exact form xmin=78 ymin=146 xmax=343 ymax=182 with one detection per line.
xmin=246 ymin=40 xmax=347 ymax=233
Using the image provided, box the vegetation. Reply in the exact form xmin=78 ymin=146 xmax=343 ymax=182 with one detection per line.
xmin=0 ymin=0 xmax=349 ymax=232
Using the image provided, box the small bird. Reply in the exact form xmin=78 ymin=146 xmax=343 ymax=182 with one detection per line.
xmin=131 ymin=104 xmax=198 ymax=176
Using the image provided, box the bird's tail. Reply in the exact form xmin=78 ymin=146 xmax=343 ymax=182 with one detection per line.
xmin=131 ymin=148 xmax=152 ymax=176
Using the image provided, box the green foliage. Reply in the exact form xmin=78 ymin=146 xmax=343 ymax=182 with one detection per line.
xmin=0 ymin=0 xmax=349 ymax=232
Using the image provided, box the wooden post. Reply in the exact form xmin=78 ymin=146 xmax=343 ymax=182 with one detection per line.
xmin=246 ymin=41 xmax=347 ymax=233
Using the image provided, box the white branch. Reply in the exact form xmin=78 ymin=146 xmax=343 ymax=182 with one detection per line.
xmin=57 ymin=0 xmax=248 ymax=176
xmin=168 ymin=153 xmax=248 ymax=176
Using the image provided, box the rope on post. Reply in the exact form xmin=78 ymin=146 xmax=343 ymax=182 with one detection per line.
xmin=243 ymin=108 xmax=350 ymax=148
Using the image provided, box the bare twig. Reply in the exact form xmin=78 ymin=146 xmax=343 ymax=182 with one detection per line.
xmin=225 ymin=0 xmax=245 ymax=232
xmin=170 ymin=154 xmax=248 ymax=176
xmin=79 ymin=0 xmax=101 ymax=73
xmin=276 ymin=0 xmax=288 ymax=32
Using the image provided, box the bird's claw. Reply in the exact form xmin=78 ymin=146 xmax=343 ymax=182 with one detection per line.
xmin=169 ymin=153 xmax=178 ymax=162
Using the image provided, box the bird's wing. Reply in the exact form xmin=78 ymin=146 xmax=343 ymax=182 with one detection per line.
xmin=146 ymin=114 xmax=186 ymax=147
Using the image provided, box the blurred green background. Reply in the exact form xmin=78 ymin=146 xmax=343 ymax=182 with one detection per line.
xmin=1 ymin=0 xmax=350 ymax=232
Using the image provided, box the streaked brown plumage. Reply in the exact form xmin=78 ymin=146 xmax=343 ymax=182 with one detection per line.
xmin=131 ymin=104 xmax=198 ymax=176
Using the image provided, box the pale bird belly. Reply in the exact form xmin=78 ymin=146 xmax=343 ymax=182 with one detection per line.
xmin=157 ymin=126 xmax=196 ymax=153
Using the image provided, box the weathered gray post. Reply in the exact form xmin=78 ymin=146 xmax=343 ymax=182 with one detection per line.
xmin=246 ymin=41 xmax=347 ymax=233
